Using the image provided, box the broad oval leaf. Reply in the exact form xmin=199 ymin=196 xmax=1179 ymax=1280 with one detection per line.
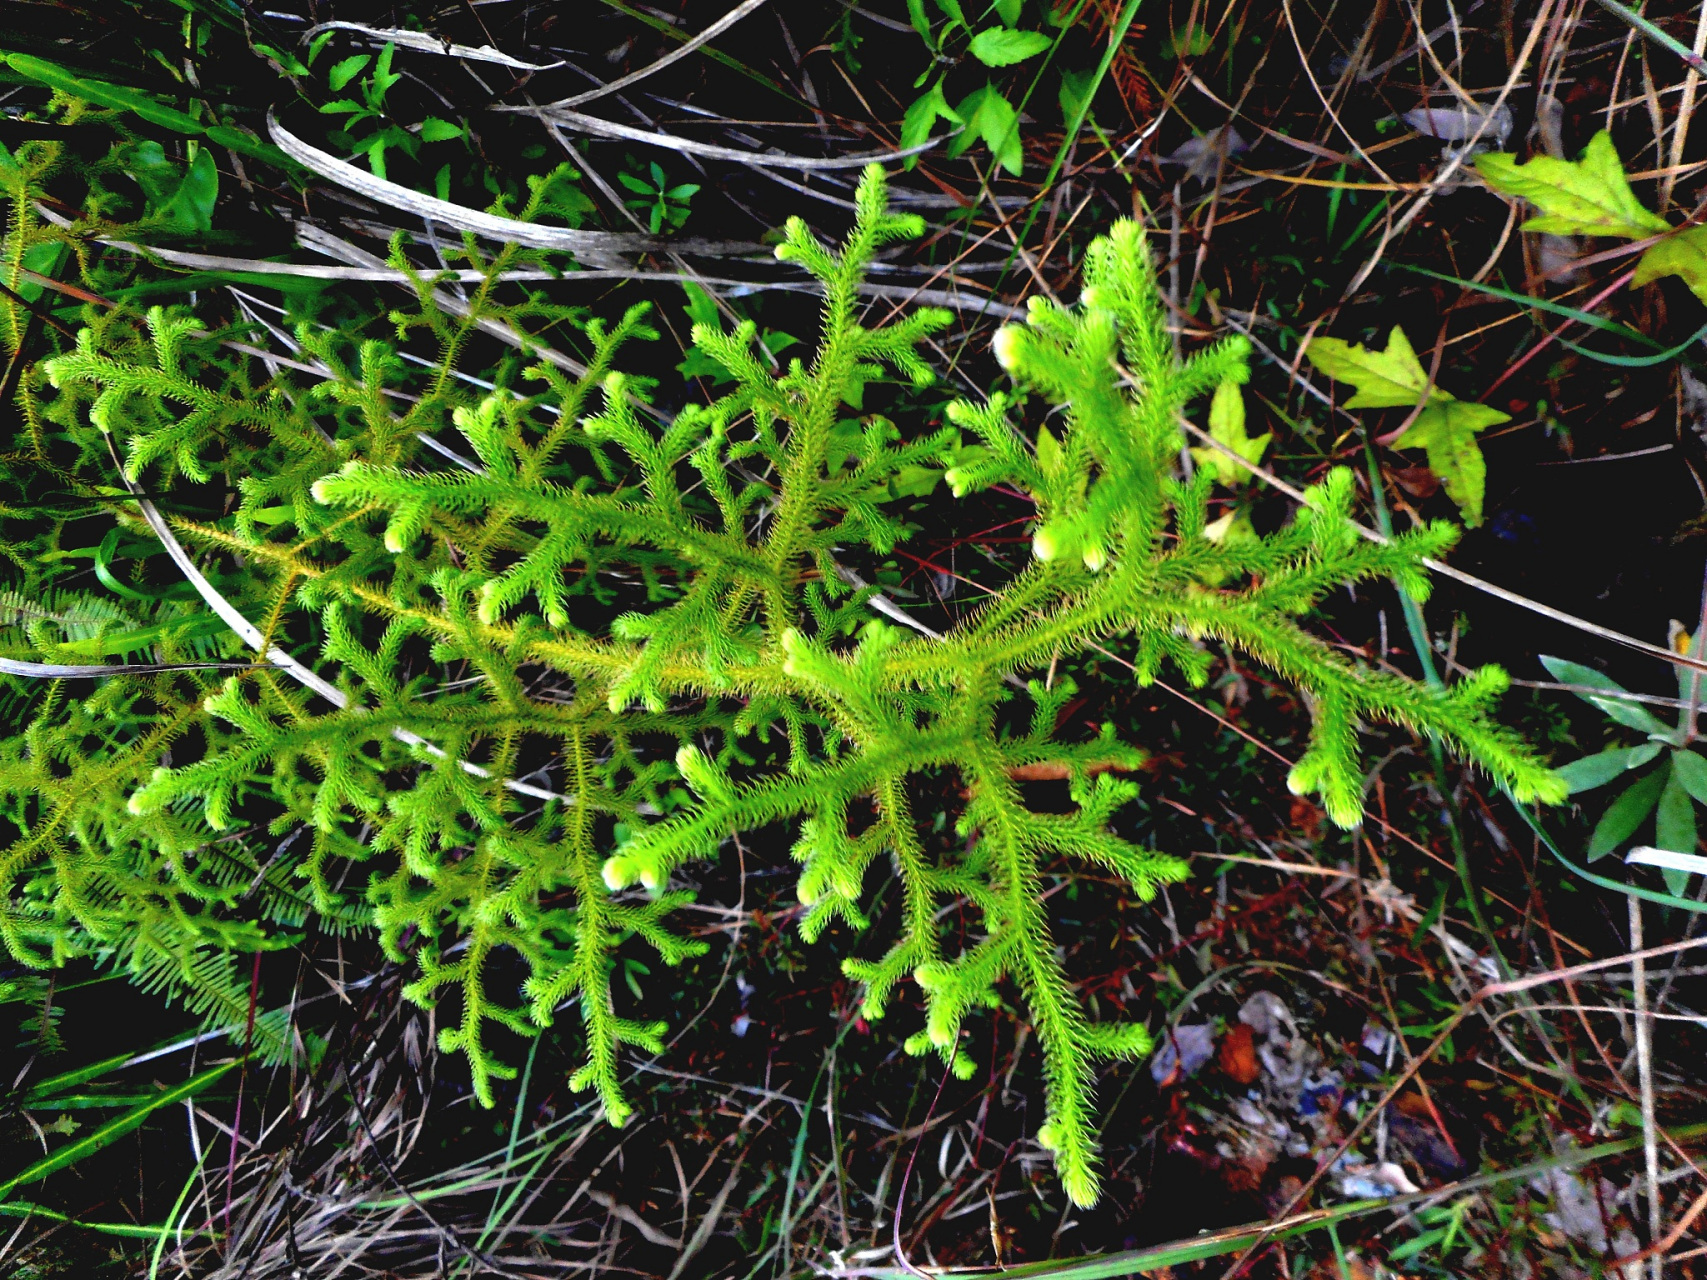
xmin=1656 ymin=771 xmax=1699 ymax=894
xmin=1540 ymin=654 xmax=1630 ymax=696
xmin=969 ymin=28 xmax=1052 ymax=66
xmin=1657 ymin=770 xmax=1698 ymax=852
xmin=1539 ymin=655 xmax=1673 ymax=736
xmin=1555 ymin=747 xmax=1641 ymax=794
xmin=1627 ymin=740 xmax=1665 ymax=769
xmin=1673 ymin=748 xmax=1707 ymax=807
xmin=1590 ymin=695 xmax=1672 ymax=738
xmin=1587 ymin=765 xmax=1668 ymax=861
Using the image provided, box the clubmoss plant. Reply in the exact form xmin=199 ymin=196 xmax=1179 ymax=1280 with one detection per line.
xmin=3 ymin=162 xmax=1563 ymax=1206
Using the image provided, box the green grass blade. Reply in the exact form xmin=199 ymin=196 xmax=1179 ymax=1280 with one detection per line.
xmin=1590 ymin=0 xmax=1707 ymax=75
xmin=1398 ymin=264 xmax=1663 ymax=349
xmin=0 ymin=53 xmax=289 ymax=166
xmin=0 ymin=1058 xmax=242 ymax=1202
xmin=850 ymin=1121 xmax=1707 ymax=1278
xmin=21 ymin=1092 xmax=187 ymax=1110
xmin=150 ymin=1148 xmax=213 ymax=1280
xmin=469 ymin=1034 xmax=540 ymax=1265
xmin=1553 ymin=322 xmax=1707 ymax=367
xmin=590 ymin=2 xmax=791 ymax=102
xmin=1507 ymin=787 xmax=1707 ymax=912
xmin=21 ymin=1049 xmax=138 ymax=1103
xmin=0 ymin=1201 xmax=191 ymax=1240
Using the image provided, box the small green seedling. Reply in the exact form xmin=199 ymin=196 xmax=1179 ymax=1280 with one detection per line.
xmin=1545 ymin=630 xmax=1707 ymax=894
xmin=317 ymin=42 xmax=463 ymax=181
xmin=617 ymin=161 xmax=700 ymax=233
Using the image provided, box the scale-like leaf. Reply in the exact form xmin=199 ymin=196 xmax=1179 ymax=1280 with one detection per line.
xmin=1475 ymin=131 xmax=1669 ymax=239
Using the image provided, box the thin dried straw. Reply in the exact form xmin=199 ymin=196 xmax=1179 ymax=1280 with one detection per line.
xmin=496 ymin=104 xmax=951 ymax=171
xmin=267 ymin=114 xmax=758 ymax=261
xmin=300 ymin=20 xmax=565 ymax=70
xmin=541 ymin=0 xmax=773 ymax=109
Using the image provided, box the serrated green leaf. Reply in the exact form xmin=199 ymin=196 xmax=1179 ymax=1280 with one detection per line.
xmin=681 ymin=281 xmax=721 ymax=331
xmin=1588 ymin=766 xmax=1667 ymax=861
xmin=1189 ymin=379 xmax=1268 ymax=487
xmin=948 ymin=84 xmax=1022 ymax=175
xmin=901 ymin=81 xmax=963 ymax=168
xmin=994 ymin=0 xmax=1024 ymax=22
xmin=418 ymin=117 xmax=464 ymax=144
xmin=1305 ymin=327 xmax=1444 ymax=409
xmin=1634 ymin=225 xmax=1707 ymax=303
xmin=1673 ymin=749 xmax=1707 ymax=807
xmin=904 ymin=0 xmax=935 ymax=43
xmin=372 ymin=42 xmax=401 ymax=96
xmin=327 ymin=54 xmax=371 ymax=92
xmin=1475 ymin=131 xmax=1669 ymax=239
xmin=1391 ymin=399 xmax=1509 ymax=527
xmin=969 ymin=28 xmax=1052 ymax=66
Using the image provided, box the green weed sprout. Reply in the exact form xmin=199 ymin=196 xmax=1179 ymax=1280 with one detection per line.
xmin=1545 ymin=630 xmax=1707 ymax=894
xmin=5 ymin=162 xmax=1563 ymax=1208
